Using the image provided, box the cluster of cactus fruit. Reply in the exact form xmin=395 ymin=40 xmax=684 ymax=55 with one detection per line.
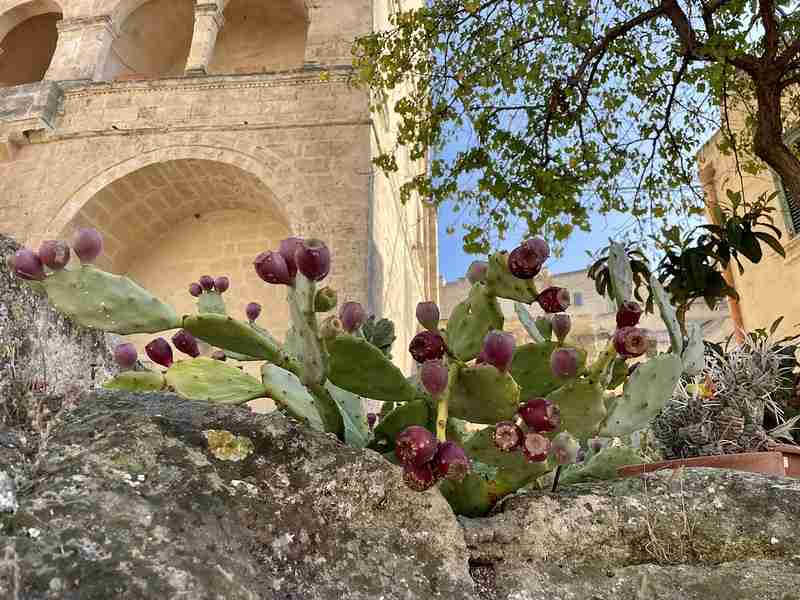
xmin=10 ymin=229 xmax=698 ymax=515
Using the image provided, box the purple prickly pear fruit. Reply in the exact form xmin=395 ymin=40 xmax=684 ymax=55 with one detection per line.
xmin=494 ymin=420 xmax=524 ymax=452
xmin=114 ymin=342 xmax=138 ymax=369
xmin=73 ymin=228 xmax=103 ymax=264
xmin=589 ymin=437 xmax=604 ymax=453
xmin=245 ymin=302 xmax=262 ymax=322
xmin=420 ymin=359 xmax=448 ymax=397
xmin=211 ymin=350 xmax=227 ymax=361
xmin=314 ymin=286 xmax=338 ymax=312
xmin=431 ymin=441 xmax=471 ymax=482
xmin=552 ymin=313 xmax=571 ymax=342
xmin=550 ymin=347 xmax=579 ymax=379
xmin=549 ymin=432 xmax=579 ymax=465
xmin=402 ymin=462 xmax=437 ymax=492
xmin=613 ymin=326 xmax=649 ymax=359
xmin=295 ymin=238 xmax=331 ymax=281
xmin=38 ymin=240 xmax=70 ymax=271
xmin=508 ymin=238 xmax=548 ymax=279
xmin=254 ymin=251 xmax=292 ymax=285
xmin=12 ymin=248 xmax=45 ymax=281
xmin=340 ymin=301 xmax=366 ymax=333
xmin=199 ymin=275 xmax=215 ymax=291
xmin=482 ymin=330 xmax=515 ymax=372
xmin=279 ymin=236 xmax=304 ymax=279
xmin=145 ymin=338 xmax=173 ymax=368
xmin=367 ymin=413 xmax=378 ymax=431
xmin=416 ymin=301 xmax=440 ymax=331
xmin=409 ymin=330 xmax=446 ymax=363
xmin=522 ymin=432 xmax=551 ymax=463
xmin=466 ymin=260 xmax=489 ymax=284
xmin=320 ymin=315 xmax=344 ymax=340
xmin=395 ymin=425 xmax=438 ymax=467
xmin=518 ymin=398 xmax=561 ymax=433
xmin=172 ymin=329 xmax=200 ymax=358
xmin=189 ymin=282 xmax=203 ymax=297
xmin=616 ymin=300 xmax=643 ymax=327
xmin=213 ymin=276 xmax=230 ymax=294
xmin=537 ymin=286 xmax=570 ymax=313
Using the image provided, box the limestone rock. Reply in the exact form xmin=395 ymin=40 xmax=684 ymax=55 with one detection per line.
xmin=0 ymin=235 xmax=118 ymax=408
xmin=3 ymin=391 xmax=477 ymax=600
xmin=463 ymin=468 xmax=800 ymax=599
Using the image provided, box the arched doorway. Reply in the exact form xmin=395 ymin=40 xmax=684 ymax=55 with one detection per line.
xmin=0 ymin=0 xmax=62 ymax=87
xmin=209 ymin=0 xmax=307 ymax=75
xmin=104 ymin=0 xmax=194 ymax=80
xmin=59 ymin=159 xmax=292 ymax=351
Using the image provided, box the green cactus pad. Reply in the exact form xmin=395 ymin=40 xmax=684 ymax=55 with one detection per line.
xmin=607 ymin=242 xmax=633 ymax=308
xmin=165 ymin=357 xmax=268 ymax=404
xmin=546 ymin=379 xmax=607 ymax=440
xmin=650 ymin=275 xmax=683 ymax=355
xmin=361 ymin=316 xmax=397 ymax=358
xmin=606 ymin=357 xmax=629 ymax=389
xmin=682 ymin=321 xmax=705 ymax=376
xmin=373 ymin=399 xmax=431 ymax=443
xmin=446 ymin=282 xmax=504 ymax=361
xmin=182 ymin=314 xmax=296 ymax=371
xmin=485 ymin=252 xmax=538 ymax=302
xmin=103 ymin=371 xmax=166 ymax=393
xmin=439 ymin=473 xmax=494 ymax=518
xmin=197 ymin=292 xmax=226 ymax=315
xmin=261 ymin=363 xmax=326 ymax=432
xmin=325 ymin=382 xmax=370 ymax=448
xmin=308 ymin=383 xmax=346 ymax=439
xmin=558 ymin=446 xmax=643 ymax=485
xmin=41 ymin=266 xmax=179 ymax=334
xmin=449 ymin=364 xmax=520 ymax=424
xmin=287 ymin=274 xmax=328 ymax=385
xmin=600 ymin=353 xmax=682 ymax=437
xmin=514 ymin=302 xmax=546 ymax=343
xmin=221 ymin=350 xmax=263 ymax=362
xmin=326 ymin=334 xmax=416 ymax=402
xmin=510 ymin=342 xmax=586 ymax=400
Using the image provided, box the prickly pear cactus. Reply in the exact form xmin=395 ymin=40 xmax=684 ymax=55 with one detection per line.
xmin=11 ymin=228 xmax=688 ymax=518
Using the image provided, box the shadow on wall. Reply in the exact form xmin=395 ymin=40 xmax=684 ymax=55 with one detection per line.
xmin=0 ymin=9 xmax=61 ymax=87
xmin=104 ymin=0 xmax=195 ymax=80
xmin=368 ymin=238 xmax=384 ymax=320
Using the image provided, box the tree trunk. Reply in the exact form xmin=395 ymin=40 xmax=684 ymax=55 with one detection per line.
xmin=751 ymin=75 xmax=800 ymax=203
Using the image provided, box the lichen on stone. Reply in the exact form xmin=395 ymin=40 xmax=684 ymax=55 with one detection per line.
xmin=204 ymin=429 xmax=255 ymax=462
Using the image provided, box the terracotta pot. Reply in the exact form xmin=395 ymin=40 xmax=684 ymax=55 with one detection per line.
xmin=618 ymin=444 xmax=800 ymax=479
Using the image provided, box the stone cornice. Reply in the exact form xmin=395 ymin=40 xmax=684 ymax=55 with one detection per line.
xmin=57 ymin=15 xmax=115 ymax=35
xmin=60 ymin=68 xmax=356 ymax=100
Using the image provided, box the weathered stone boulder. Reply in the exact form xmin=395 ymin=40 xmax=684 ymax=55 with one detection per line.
xmin=2 ymin=392 xmax=477 ymax=600
xmin=0 ymin=235 xmax=118 ymax=407
xmin=463 ymin=468 xmax=800 ymax=599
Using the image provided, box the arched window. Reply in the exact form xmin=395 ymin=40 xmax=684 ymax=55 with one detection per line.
xmin=104 ymin=0 xmax=194 ymax=80
xmin=209 ymin=0 xmax=307 ymax=75
xmin=0 ymin=1 xmax=62 ymax=87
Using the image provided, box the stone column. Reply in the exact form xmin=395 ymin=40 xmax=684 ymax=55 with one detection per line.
xmin=185 ymin=3 xmax=225 ymax=76
xmin=44 ymin=16 xmax=116 ymax=82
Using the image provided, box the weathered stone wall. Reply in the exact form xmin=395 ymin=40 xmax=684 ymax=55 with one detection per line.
xmin=0 ymin=0 xmax=437 ymax=375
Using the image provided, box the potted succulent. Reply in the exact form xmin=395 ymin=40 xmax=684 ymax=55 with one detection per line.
xmin=619 ymin=321 xmax=800 ymax=479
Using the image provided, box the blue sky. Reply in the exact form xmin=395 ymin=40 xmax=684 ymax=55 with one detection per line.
xmin=436 ymin=201 xmax=632 ymax=281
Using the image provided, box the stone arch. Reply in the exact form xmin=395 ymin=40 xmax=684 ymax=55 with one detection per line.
xmin=104 ymin=0 xmax=194 ymax=80
xmin=0 ymin=0 xmax=61 ymax=87
xmin=49 ymin=151 xmax=295 ymax=345
xmin=209 ymin=0 xmax=308 ymax=75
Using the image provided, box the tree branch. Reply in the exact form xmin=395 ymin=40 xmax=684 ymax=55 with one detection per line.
xmin=759 ymin=0 xmax=779 ymax=58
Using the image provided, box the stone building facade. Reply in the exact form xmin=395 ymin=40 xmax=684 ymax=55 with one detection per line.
xmin=697 ymin=120 xmax=800 ymax=341
xmin=0 ymin=0 xmax=437 ymax=375
xmin=440 ymin=266 xmax=732 ymax=360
